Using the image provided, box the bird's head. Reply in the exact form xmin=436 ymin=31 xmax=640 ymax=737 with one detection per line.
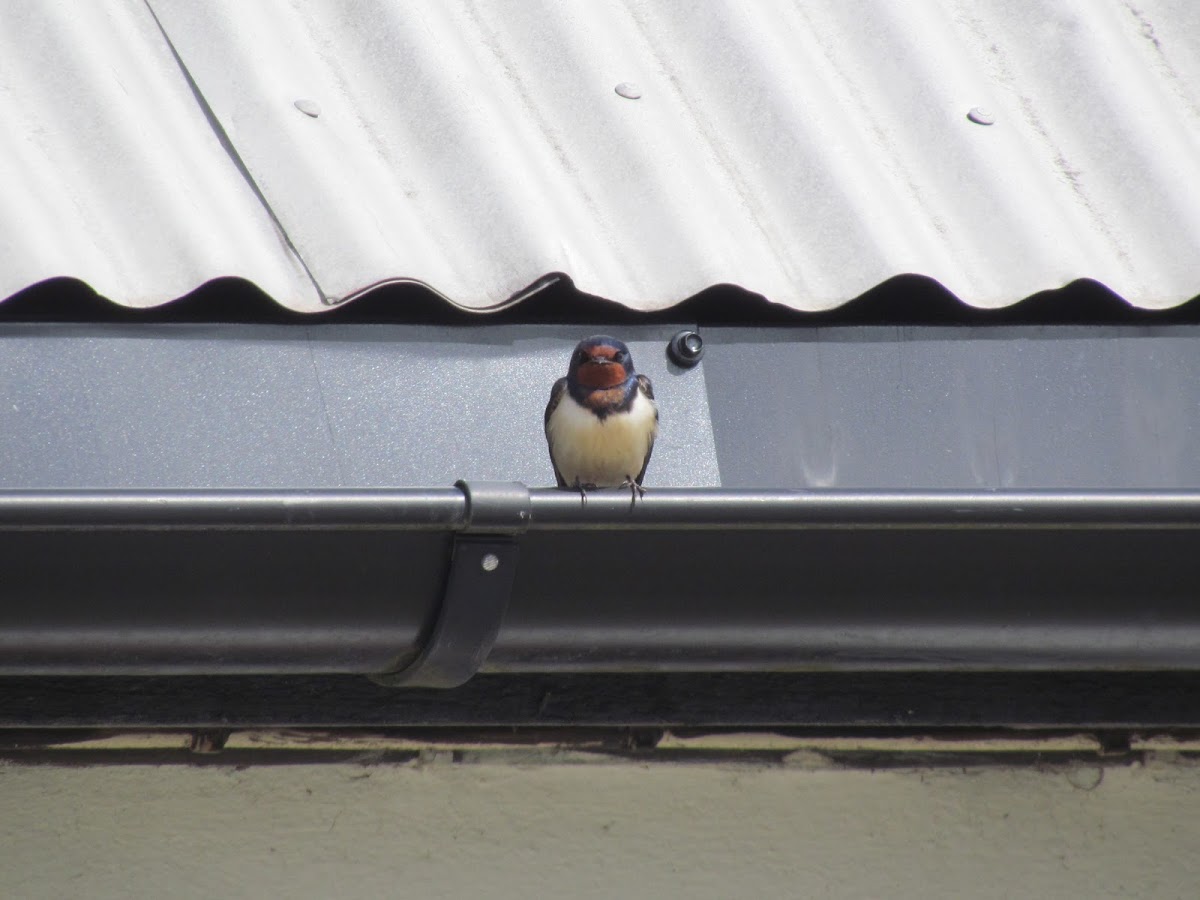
xmin=567 ymin=336 xmax=636 ymax=389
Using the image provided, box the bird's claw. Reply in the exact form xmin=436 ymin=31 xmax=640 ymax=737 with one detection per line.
xmin=573 ymin=478 xmax=599 ymax=508
xmin=620 ymin=476 xmax=646 ymax=510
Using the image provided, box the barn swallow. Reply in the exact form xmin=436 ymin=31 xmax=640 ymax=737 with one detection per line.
xmin=544 ymin=335 xmax=658 ymax=502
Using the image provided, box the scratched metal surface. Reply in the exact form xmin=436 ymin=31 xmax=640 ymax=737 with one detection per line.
xmin=2 ymin=1 xmax=1198 ymax=312
xmin=2 ymin=324 xmax=1199 ymax=490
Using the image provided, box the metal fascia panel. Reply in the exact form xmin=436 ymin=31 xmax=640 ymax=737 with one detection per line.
xmin=5 ymin=323 xmax=1200 ymax=492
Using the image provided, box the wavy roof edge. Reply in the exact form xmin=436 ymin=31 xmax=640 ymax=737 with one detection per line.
xmin=3 ymin=1 xmax=1199 ymax=314
xmin=9 ymin=274 xmax=1200 ymax=327
xmin=9 ymin=273 xmax=1200 ymax=324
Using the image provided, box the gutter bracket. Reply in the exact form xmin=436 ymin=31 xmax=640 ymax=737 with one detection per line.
xmin=370 ymin=481 xmax=530 ymax=688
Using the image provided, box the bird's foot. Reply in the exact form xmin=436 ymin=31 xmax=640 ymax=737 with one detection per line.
xmin=620 ymin=476 xmax=646 ymax=510
xmin=573 ymin=478 xmax=599 ymax=507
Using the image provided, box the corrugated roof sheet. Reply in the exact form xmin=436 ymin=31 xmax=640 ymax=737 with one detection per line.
xmin=4 ymin=1 xmax=1199 ymax=313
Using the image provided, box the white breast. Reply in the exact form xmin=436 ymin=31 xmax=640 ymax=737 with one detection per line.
xmin=546 ymin=389 xmax=658 ymax=488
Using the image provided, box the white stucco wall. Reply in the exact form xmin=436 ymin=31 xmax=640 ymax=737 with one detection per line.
xmin=1 ymin=751 xmax=1197 ymax=898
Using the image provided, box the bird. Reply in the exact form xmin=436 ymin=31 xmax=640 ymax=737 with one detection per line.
xmin=544 ymin=335 xmax=658 ymax=502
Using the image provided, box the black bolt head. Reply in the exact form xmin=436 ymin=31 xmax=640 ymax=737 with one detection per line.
xmin=667 ymin=330 xmax=704 ymax=367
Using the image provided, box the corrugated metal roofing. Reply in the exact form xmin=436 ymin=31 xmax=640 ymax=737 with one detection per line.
xmin=3 ymin=1 xmax=1199 ymax=314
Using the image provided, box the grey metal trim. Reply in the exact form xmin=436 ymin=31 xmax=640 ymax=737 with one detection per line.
xmin=370 ymin=535 xmax=520 ymax=688
xmin=0 ymin=489 xmax=465 ymax=529
xmin=9 ymin=323 xmax=1200 ymax=493
xmin=456 ymin=480 xmax=532 ymax=534
xmin=5 ymin=487 xmax=1200 ymax=530
xmin=523 ymin=488 xmax=1200 ymax=529
xmin=0 ymin=486 xmax=1198 ymax=676
xmin=372 ymin=482 xmax=527 ymax=687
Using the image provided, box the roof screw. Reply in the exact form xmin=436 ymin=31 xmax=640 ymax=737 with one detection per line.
xmin=614 ymin=82 xmax=642 ymax=100
xmin=294 ymin=99 xmax=322 ymax=118
xmin=967 ymin=107 xmax=995 ymax=126
xmin=667 ymin=330 xmax=705 ymax=367
xmin=480 ymin=553 xmax=501 ymax=573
